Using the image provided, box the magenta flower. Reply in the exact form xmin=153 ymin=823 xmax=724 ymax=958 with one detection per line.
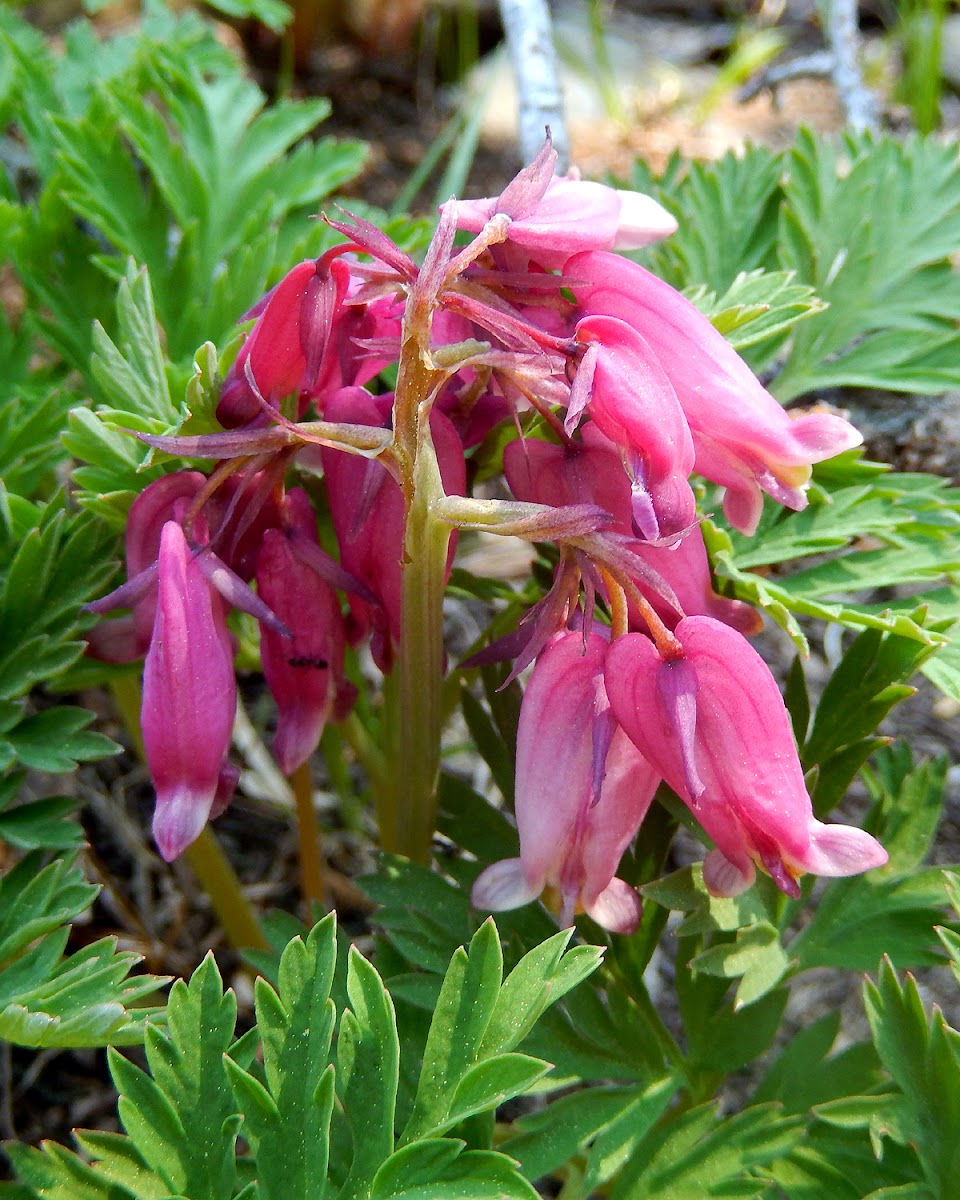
xmin=472 ymin=630 xmax=658 ymax=933
xmin=604 ymin=618 xmax=888 ymax=897
xmin=256 ymin=489 xmax=350 ymax=776
xmin=568 ymin=250 xmax=862 ymax=534
xmin=142 ymin=521 xmax=237 ymax=861
xmin=322 ymin=387 xmax=466 ymax=672
xmin=217 ymin=254 xmax=351 ymax=426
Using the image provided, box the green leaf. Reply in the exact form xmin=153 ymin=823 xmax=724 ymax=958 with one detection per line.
xmin=0 ymin=784 xmax=84 ymax=850
xmin=693 ymin=268 xmax=824 ymax=354
xmin=677 ymin=952 xmax=788 ymax=1074
xmin=480 ymin=928 xmax=602 ymax=1055
xmin=371 ymin=1139 xmax=538 ymax=1200
xmin=401 ymin=919 xmax=504 ymax=1143
xmin=445 ymin=1053 xmax=550 ymax=1128
xmin=0 ymin=935 xmax=166 ymax=1048
xmin=114 ymin=954 xmax=240 ymax=1199
xmin=752 ymin=1011 xmax=883 ymax=1115
xmin=610 ymin=1101 xmax=803 ymax=1200
xmin=864 ymin=958 xmax=960 ymax=1194
xmin=803 ymin=629 xmax=937 ymax=814
xmin=704 ymin=517 xmax=948 ymax=659
xmin=0 ymin=854 xmax=97 ymax=963
xmin=634 ymin=145 xmax=782 ymax=296
xmin=774 ymin=130 xmax=960 ymax=400
xmin=338 ymin=945 xmax=400 ymax=1199
xmin=501 ymin=1078 xmax=678 ymax=1185
xmin=862 ymin=745 xmax=946 ymax=874
xmin=690 ymin=922 xmax=790 ymax=1009
xmin=206 ymin=0 xmax=292 ymax=33
xmin=6 ymin=707 xmax=119 ymax=773
xmin=89 ymin=263 xmax=173 ymax=421
xmin=227 ymin=915 xmax=339 ymax=1200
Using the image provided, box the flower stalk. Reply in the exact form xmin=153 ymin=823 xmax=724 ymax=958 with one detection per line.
xmin=380 ymin=268 xmax=453 ymax=862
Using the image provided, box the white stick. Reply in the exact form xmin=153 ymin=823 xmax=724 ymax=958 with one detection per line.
xmin=498 ymin=0 xmax=570 ymax=171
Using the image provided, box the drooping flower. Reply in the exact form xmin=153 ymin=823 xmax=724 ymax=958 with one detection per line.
xmin=256 ymin=489 xmax=352 ymax=776
xmin=568 ymin=250 xmax=863 ymax=534
xmin=217 ymin=253 xmax=352 ymax=427
xmin=604 ymin=618 xmax=888 ymax=897
xmin=569 ymin=315 xmax=696 ymax=544
xmin=472 ymin=630 xmax=658 ymax=933
xmin=142 ymin=521 xmax=238 ymax=861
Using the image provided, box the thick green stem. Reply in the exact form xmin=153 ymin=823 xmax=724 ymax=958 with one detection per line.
xmin=382 ymin=484 xmax=451 ymax=861
xmin=377 ymin=301 xmax=450 ymax=861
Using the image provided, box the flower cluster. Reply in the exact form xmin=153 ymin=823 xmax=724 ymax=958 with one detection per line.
xmin=89 ymin=140 xmax=886 ymax=915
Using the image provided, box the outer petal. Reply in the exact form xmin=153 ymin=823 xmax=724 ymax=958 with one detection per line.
xmin=474 ymin=631 xmax=654 ymax=933
xmin=569 ymin=250 xmax=862 ymax=533
xmin=143 ymin=522 xmax=236 ymax=861
xmin=125 ymin=472 xmax=207 ymax=652
xmin=513 ymin=633 xmax=605 ymax=893
xmin=218 ymin=256 xmax=352 ymax=426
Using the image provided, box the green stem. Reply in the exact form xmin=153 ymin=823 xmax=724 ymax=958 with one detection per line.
xmin=290 ymin=761 xmax=325 ymax=911
xmin=378 ymin=298 xmax=450 ymax=861
xmin=383 ymin=485 xmax=451 ymax=861
xmin=337 ymin=711 xmax=389 ymax=797
xmin=184 ymin=829 xmax=269 ymax=952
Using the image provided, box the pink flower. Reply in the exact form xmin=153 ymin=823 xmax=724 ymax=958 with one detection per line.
xmin=472 ymin=631 xmax=658 ymax=933
xmin=447 ymin=177 xmax=677 ymax=270
xmin=503 ymin=427 xmax=760 ymax=635
xmin=84 ymin=472 xmax=208 ymax=663
xmin=142 ymin=521 xmax=237 ymax=861
xmin=568 ymin=251 xmax=862 ymax=535
xmin=569 ymin=314 xmax=696 ymax=543
xmin=256 ymin=490 xmax=351 ymax=776
xmin=604 ymin=618 xmax=888 ymax=897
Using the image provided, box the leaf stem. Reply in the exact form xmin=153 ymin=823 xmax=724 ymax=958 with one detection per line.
xmin=290 ymin=760 xmax=326 ymax=911
xmin=184 ymin=828 xmax=269 ymax=951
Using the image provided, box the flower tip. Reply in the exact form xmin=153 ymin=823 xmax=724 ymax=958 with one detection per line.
xmin=152 ymin=786 xmax=214 ymax=861
xmin=612 ymin=191 xmax=679 ymax=249
xmin=471 ymin=858 xmax=540 ymax=913
xmin=805 ymin=822 xmax=889 ymax=877
xmin=273 ymin=709 xmax=328 ymax=778
xmin=702 ymin=850 xmax=756 ymax=898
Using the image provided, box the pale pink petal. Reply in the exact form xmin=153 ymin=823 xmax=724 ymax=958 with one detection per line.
xmin=472 ymin=858 xmax=541 ymax=912
xmin=585 ymin=877 xmax=643 ymax=934
xmin=702 ymin=849 xmax=755 ymax=897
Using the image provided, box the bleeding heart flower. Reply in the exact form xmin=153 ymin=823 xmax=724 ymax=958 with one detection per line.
xmin=568 ymin=250 xmax=862 ymax=534
xmin=142 ymin=521 xmax=238 ymax=861
xmin=604 ymin=618 xmax=888 ymax=897
xmin=472 ymin=630 xmax=658 ymax=932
